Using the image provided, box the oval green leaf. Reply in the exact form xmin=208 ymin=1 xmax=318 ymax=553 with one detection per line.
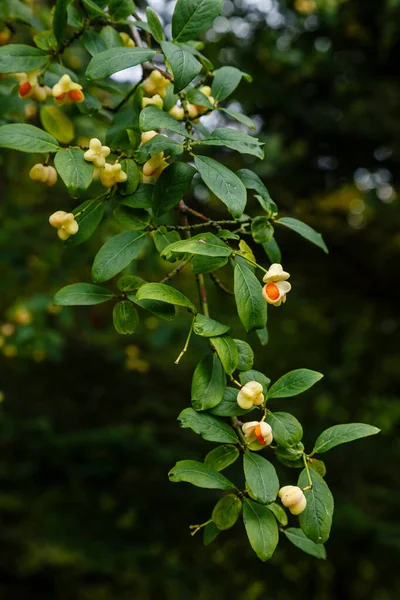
xmin=86 ymin=47 xmax=157 ymax=80
xmin=244 ymin=452 xmax=279 ymax=505
xmin=168 ymin=460 xmax=234 ymax=490
xmin=193 ymin=314 xmax=230 ymax=337
xmin=92 ymin=231 xmax=147 ymax=283
xmin=266 ymin=412 xmax=303 ymax=448
xmin=191 ymin=353 xmax=226 ymax=411
xmin=54 ymin=283 xmax=114 ymax=306
xmin=268 ymin=369 xmax=323 ymax=399
xmin=212 ymin=494 xmax=242 ymax=531
xmin=234 ymin=261 xmax=267 ymax=332
xmin=284 ymin=528 xmax=327 ymax=559
xmin=243 ymin=498 xmax=279 ymax=562
xmin=210 ymin=335 xmax=239 ymax=375
xmin=276 ymin=217 xmax=328 ymax=254
xmin=313 ymin=423 xmax=380 ymax=454
xmin=161 ymin=41 xmax=202 ymax=94
xmin=113 ymin=300 xmax=139 ymax=334
xmin=136 ymin=282 xmax=196 ymax=311
xmin=298 ymin=468 xmax=334 ymax=544
xmin=0 ymin=124 xmax=59 ymax=153
xmin=204 ymin=445 xmax=239 ymax=472
xmin=178 ymin=407 xmax=238 ymax=444
xmin=54 ymin=148 xmax=94 ymax=198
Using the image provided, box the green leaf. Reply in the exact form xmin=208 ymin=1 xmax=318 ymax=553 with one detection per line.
xmin=153 ymin=227 xmax=181 ymax=262
xmin=92 ymin=231 xmax=147 ymax=283
xmin=210 ymin=335 xmax=239 ymax=375
xmin=146 ymin=6 xmax=165 ymax=43
xmin=203 ymin=522 xmax=220 ymax=546
xmin=53 ymin=0 xmax=69 ymax=43
xmin=0 ymin=44 xmax=48 ymax=73
xmin=275 ymin=444 xmax=304 ymax=469
xmin=100 ymin=25 xmax=124 ymax=49
xmin=81 ymin=0 xmax=108 ymax=17
xmin=65 ymin=198 xmax=104 ymax=247
xmin=0 ymin=124 xmax=59 ymax=154
xmin=82 ymin=30 xmax=107 ymax=56
xmin=191 ymin=353 xmax=226 ymax=411
xmin=251 ymin=216 xmax=274 ymax=244
xmin=313 ymin=423 xmax=380 ymax=454
xmin=152 ymin=162 xmax=196 ymax=217
xmin=204 ymin=445 xmax=239 ymax=472
xmin=118 ymin=275 xmax=145 ymax=292
xmin=114 ymin=206 xmax=151 ymax=230
xmin=136 ymin=282 xmax=195 ymax=311
xmin=172 ymin=0 xmax=223 ymax=42
xmin=298 ymin=468 xmax=334 ymax=544
xmin=118 ymin=184 xmax=153 ymax=209
xmin=178 ymin=407 xmax=238 ymax=444
xmin=210 ymin=387 xmax=251 ymax=417
xmin=40 ymin=106 xmax=74 ymax=144
xmin=199 ymin=128 xmax=264 ymax=159
xmin=233 ymin=339 xmax=253 ymax=371
xmin=34 ymin=30 xmax=58 ymax=51
xmin=194 ymin=155 xmax=246 ymax=219
xmin=239 ymin=370 xmax=270 ymax=395
xmin=268 ymin=369 xmax=323 ymax=399
xmin=161 ymin=232 xmax=232 ymax=259
xmin=191 ymin=255 xmax=228 ymax=274
xmin=169 ymin=460 xmax=234 ymax=490
xmin=86 ymin=47 xmax=157 ymax=80
xmin=244 ymin=453 xmax=279 ymax=505
xmin=243 ymin=498 xmax=279 ymax=561
xmin=309 ymin=458 xmax=327 ymax=478
xmin=119 ymin=159 xmax=140 ymax=196
xmin=267 ymin=502 xmax=288 ymax=526
xmin=161 ymin=41 xmax=202 ymax=94
xmin=113 ymin=300 xmax=139 ymax=334
xmin=186 ymin=87 xmax=214 ymax=109
xmin=276 ymin=217 xmax=328 ymax=254
xmin=284 ymin=528 xmax=327 ymax=560
xmin=212 ymin=66 xmax=250 ymax=102
xmin=193 ymin=314 xmax=230 ymax=337
xmin=256 ymin=326 xmax=269 ymax=346
xmin=54 ymin=283 xmax=114 ymax=306
xmin=54 ymin=148 xmax=94 ymax=199
xmin=266 ymin=412 xmax=303 ymax=448
xmin=236 ymin=169 xmax=277 ymax=217
xmin=139 ymin=106 xmax=189 ymax=137
xmin=135 ymin=135 xmax=184 ymax=164
xmin=108 ymin=0 xmax=135 ymax=20
xmin=234 ymin=261 xmax=267 ymax=332
xmin=219 ymin=107 xmax=256 ymax=130
xmin=263 ymin=238 xmax=281 ymax=263
xmin=212 ymin=494 xmax=242 ymax=531
xmin=129 ymin=294 xmax=175 ymax=321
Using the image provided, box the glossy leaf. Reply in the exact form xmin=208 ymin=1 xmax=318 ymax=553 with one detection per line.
xmin=161 ymin=41 xmax=202 ymax=93
xmin=212 ymin=66 xmax=250 ymax=102
xmin=203 ymin=522 xmax=220 ymax=546
xmin=0 ymin=124 xmax=59 ymax=153
xmin=210 ymin=387 xmax=251 ymax=417
xmin=117 ymin=275 xmax=146 ymax=292
xmin=129 ymin=295 xmax=175 ymax=321
xmin=298 ymin=468 xmax=334 ymax=544
xmin=251 ymin=216 xmax=274 ymax=244
xmin=178 ymin=408 xmax=238 ymax=444
xmin=212 ymin=494 xmax=242 ymax=530
xmin=135 ymin=135 xmax=184 ymax=164
xmin=146 ymin=6 xmax=165 ymax=42
xmin=113 ymin=300 xmax=139 ymax=334
xmin=136 ymin=282 xmax=196 ymax=311
xmin=152 ymin=162 xmax=196 ymax=217
xmin=267 ymin=502 xmax=288 ymax=526
xmin=234 ymin=261 xmax=267 ymax=332
xmin=191 ymin=255 xmax=228 ymax=274
xmin=82 ymin=30 xmax=107 ymax=56
xmin=108 ymin=0 xmax=135 ymax=20
xmin=243 ymin=498 xmax=279 ymax=562
xmin=239 ymin=370 xmax=271 ymax=394
xmin=199 ymin=128 xmax=264 ymax=159
xmin=244 ymin=453 xmax=279 ymax=505
xmin=92 ymin=231 xmax=147 ymax=282
xmin=86 ymin=47 xmax=157 ymax=80
xmin=139 ymin=106 xmax=189 ymax=137
xmin=0 ymin=44 xmax=48 ymax=73
xmin=194 ymin=155 xmax=246 ymax=218
xmin=210 ymin=335 xmax=239 ymax=375
xmin=193 ymin=314 xmax=230 ymax=337
xmin=54 ymin=283 xmax=113 ymax=306
xmin=118 ymin=184 xmax=153 ymax=209
xmin=172 ymin=0 xmax=223 ymax=42
xmin=40 ymin=105 xmax=74 ymax=144
xmin=234 ymin=339 xmax=254 ymax=371
xmin=313 ymin=423 xmax=380 ymax=454
xmin=161 ymin=233 xmax=232 ymax=258
xmin=54 ymin=148 xmax=94 ymax=199
xmin=276 ymin=217 xmax=328 ymax=254
xmin=219 ymin=107 xmax=256 ymax=130
xmin=114 ymin=206 xmax=151 ymax=230
xmin=168 ymin=460 xmax=235 ymax=490
xmin=66 ymin=198 xmax=104 ymax=247
xmin=236 ymin=169 xmax=277 ymax=216
xmin=284 ymin=528 xmax=326 ymax=560
xmin=53 ymin=0 xmax=69 ymax=43
xmin=153 ymin=227 xmax=181 ymax=261
xmin=268 ymin=369 xmax=323 ymax=399
xmin=204 ymin=445 xmax=239 ymax=472
xmin=266 ymin=412 xmax=303 ymax=448
xmin=191 ymin=353 xmax=226 ymax=411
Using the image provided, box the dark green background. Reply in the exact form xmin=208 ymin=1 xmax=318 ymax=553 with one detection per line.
xmin=1 ymin=0 xmax=399 ymax=598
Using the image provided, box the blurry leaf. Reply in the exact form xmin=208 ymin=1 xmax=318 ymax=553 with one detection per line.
xmin=137 ymin=282 xmax=195 ymax=311
xmin=194 ymin=314 xmax=230 ymax=337
xmin=0 ymin=44 xmax=48 ymax=73
xmin=135 ymin=135 xmax=184 ymax=163
xmin=275 ymin=444 xmax=304 ymax=469
xmin=53 ymin=0 xmax=69 ymax=43
xmin=118 ymin=184 xmax=153 ymax=209
xmin=243 ymin=498 xmax=279 ymax=562
xmin=219 ymin=107 xmax=256 ymax=130
xmin=40 ymin=106 xmax=74 ymax=144
xmin=34 ymin=30 xmax=57 ymax=51
xmin=217 ymin=229 xmax=239 ymax=240
xmin=118 ymin=159 xmax=140 ymax=196
xmin=108 ymin=0 xmax=135 ymax=20
xmin=251 ymin=216 xmax=274 ymax=244
xmin=276 ymin=217 xmax=328 ymax=254
xmin=238 ymin=239 xmax=256 ymax=265
xmin=92 ymin=231 xmax=147 ymax=282
xmin=309 ymin=458 xmax=326 ymax=478
xmin=153 ymin=227 xmax=181 ymax=261
xmin=129 ymin=294 xmax=175 ymax=321
xmin=153 ymin=162 xmax=196 ymax=217
xmin=168 ymin=460 xmax=235 ymax=490
xmin=191 ymin=353 xmax=226 ymax=411
xmin=212 ymin=66 xmax=251 ymax=102
xmin=186 ymin=87 xmax=214 ymax=109
xmin=140 ymin=106 xmax=189 ymax=137
xmin=268 ymin=369 xmax=323 ymax=399
xmin=54 ymin=283 xmax=114 ymax=306
xmin=256 ymin=326 xmax=269 ymax=346
xmin=263 ymin=238 xmax=281 ymax=263
xmin=313 ymin=423 xmax=380 ymax=454
xmin=0 ymin=124 xmax=59 ymax=153
xmin=284 ymin=528 xmax=326 ymax=560
xmin=210 ymin=386 xmax=251 ymax=417
xmin=82 ymin=30 xmax=107 ymax=56
xmin=146 ymin=6 xmax=165 ymax=42
xmin=100 ymin=25 xmax=124 ymax=48
xmin=194 ymin=155 xmax=246 ymax=218
xmin=191 ymin=255 xmax=228 ymax=274
xmin=86 ymin=47 xmax=157 ymax=80
xmin=298 ymin=468 xmax=334 ymax=544
xmin=54 ymin=148 xmax=93 ymax=198
xmin=210 ymin=335 xmax=239 ymax=375
xmin=172 ymin=0 xmax=222 ymax=42
xmin=205 ymin=445 xmax=239 ymax=472
xmin=117 ymin=275 xmax=146 ymax=292
xmin=203 ymin=522 xmax=220 ymax=546
xmin=244 ymin=453 xmax=279 ymax=505
xmin=267 ymin=502 xmax=288 ymax=526
xmin=199 ymin=128 xmax=264 ymax=159
xmin=113 ymin=206 xmax=151 ymax=230
xmin=81 ymin=0 xmax=108 ymax=17
xmin=266 ymin=412 xmax=303 ymax=448
xmin=178 ymin=407 xmax=238 ymax=444
xmin=162 ymin=233 xmax=232 ymax=258
xmin=234 ymin=339 xmax=254 ymax=371
xmin=236 ymin=169 xmax=277 ymax=216
xmin=234 ymin=261 xmax=267 ymax=332
xmin=161 ymin=41 xmax=202 ymax=93
xmin=212 ymin=494 xmax=242 ymax=530
xmin=239 ymin=370 xmax=270 ymax=394
xmin=66 ymin=197 xmax=104 ymax=246
xmin=113 ymin=300 xmax=139 ymax=334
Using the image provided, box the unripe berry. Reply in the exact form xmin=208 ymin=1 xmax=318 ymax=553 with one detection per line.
xmin=120 ymin=32 xmax=135 ymax=47
xmin=169 ymin=105 xmax=185 ymax=120
xmin=141 ymin=130 xmax=158 ymax=144
xmin=30 ymin=163 xmax=48 ymax=183
xmin=49 ymin=211 xmax=68 ymax=228
xmin=46 ymin=166 xmax=58 ymax=187
xmin=237 ymin=380 xmax=264 ymax=409
xmin=142 ymin=94 xmax=163 ymax=109
xmin=279 ymin=485 xmax=307 ymax=515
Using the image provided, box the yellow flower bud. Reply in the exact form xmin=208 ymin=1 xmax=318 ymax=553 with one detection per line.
xmin=46 ymin=166 xmax=58 ymax=187
xmin=141 ymin=130 xmax=158 ymax=144
xmin=279 ymin=485 xmax=307 ymax=514
xmin=169 ymin=105 xmax=185 ymax=120
xmin=237 ymin=381 xmax=264 ymax=409
xmin=120 ymin=32 xmax=135 ymax=47
xmin=142 ymin=94 xmax=163 ymax=109
xmin=84 ymin=138 xmax=111 ymax=168
xmin=99 ymin=162 xmax=128 ymax=188
xmin=30 ymin=163 xmax=48 ymax=183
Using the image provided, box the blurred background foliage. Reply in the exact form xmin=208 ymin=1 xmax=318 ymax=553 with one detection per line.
xmin=1 ymin=0 xmax=400 ymax=598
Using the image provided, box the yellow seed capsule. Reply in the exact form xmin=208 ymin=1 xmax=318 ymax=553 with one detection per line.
xmin=169 ymin=105 xmax=185 ymax=120
xmin=142 ymin=94 xmax=163 ymax=109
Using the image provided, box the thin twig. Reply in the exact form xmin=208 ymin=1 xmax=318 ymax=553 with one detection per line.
xmin=159 ymin=259 xmax=191 ymax=284
xmin=210 ymin=273 xmax=233 ymax=295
